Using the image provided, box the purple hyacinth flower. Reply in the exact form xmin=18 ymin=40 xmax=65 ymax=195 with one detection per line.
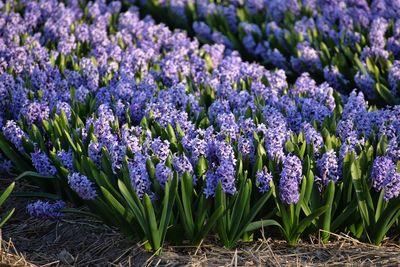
xmin=370 ymin=156 xmax=395 ymax=192
xmin=383 ymin=172 xmax=400 ymax=201
xmin=279 ymin=155 xmax=302 ymax=204
xmin=256 ymin=167 xmax=273 ymax=193
xmin=155 ymin=162 xmax=173 ymax=187
xmin=316 ymin=150 xmax=339 ymax=190
xmin=2 ymin=120 xmax=26 ymax=153
xmin=27 ymin=200 xmax=66 ymax=220
xmin=31 ymin=151 xmax=57 ymax=176
xmin=151 ymin=137 xmax=170 ymax=162
xmin=68 ymin=172 xmax=97 ymax=200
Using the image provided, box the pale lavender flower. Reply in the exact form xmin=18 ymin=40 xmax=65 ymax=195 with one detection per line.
xmin=155 ymin=162 xmax=173 ymax=187
xmin=301 ymin=122 xmax=323 ymax=154
xmin=279 ymin=155 xmax=302 ymax=204
xmin=370 ymin=156 xmax=395 ymax=191
xmin=2 ymin=120 xmax=26 ymax=153
xmin=68 ymin=173 xmax=97 ymax=200
xmin=128 ymin=154 xmax=151 ymax=199
xmin=151 ymin=137 xmax=170 ymax=162
xmin=384 ymin=172 xmax=400 ymax=201
xmin=316 ymin=150 xmax=339 ymax=190
xmin=256 ymin=167 xmax=273 ymax=193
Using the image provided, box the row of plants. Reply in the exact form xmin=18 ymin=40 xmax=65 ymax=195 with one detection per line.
xmin=135 ymin=0 xmax=400 ymax=106
xmin=0 ymin=0 xmax=399 ymax=253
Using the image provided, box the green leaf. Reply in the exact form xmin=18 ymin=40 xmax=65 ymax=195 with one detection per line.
xmin=15 ymin=171 xmax=55 ymax=181
xmin=0 ymin=182 xmax=14 ymax=206
xmin=180 ymin=172 xmax=194 ymax=234
xmin=196 ymin=205 xmax=225 ymax=243
xmin=244 ymin=219 xmax=282 ymax=232
xmin=0 ymin=208 xmax=15 ymax=228
xmin=158 ymin=175 xmax=178 ymax=246
xmin=331 ymin=198 xmax=358 ymax=230
xmin=143 ymin=194 xmax=161 ymax=250
xmin=0 ymin=135 xmax=32 ymax=172
xmin=235 ymin=189 xmax=272 ymax=241
xmin=351 ymin=161 xmax=371 ymax=228
xmin=195 ymin=156 xmax=207 ymax=178
xmin=228 ymin=180 xmax=251 ymax=241
xmin=291 ymin=205 xmax=328 ymax=242
xmin=118 ymin=180 xmax=147 ymax=235
xmin=100 ymin=186 xmax=132 ymax=221
xmin=13 ymin=191 xmax=60 ymax=200
xmin=321 ymin=181 xmax=335 ymax=242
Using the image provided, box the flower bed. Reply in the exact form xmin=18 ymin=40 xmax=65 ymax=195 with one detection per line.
xmin=0 ymin=0 xmax=400 ymax=253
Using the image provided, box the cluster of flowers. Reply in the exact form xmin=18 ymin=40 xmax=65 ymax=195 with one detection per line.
xmin=0 ymin=0 xmax=399 ymax=249
xmin=136 ymin=0 xmax=400 ymax=105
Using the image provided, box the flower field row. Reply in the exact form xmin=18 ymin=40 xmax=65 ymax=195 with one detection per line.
xmin=138 ymin=0 xmax=400 ymax=105
xmin=0 ymin=0 xmax=400 ymax=252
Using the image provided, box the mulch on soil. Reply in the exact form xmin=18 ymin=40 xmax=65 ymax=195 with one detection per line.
xmin=2 ymin=180 xmax=400 ymax=266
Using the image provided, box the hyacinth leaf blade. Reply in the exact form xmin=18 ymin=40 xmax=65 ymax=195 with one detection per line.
xmin=373 ymin=198 xmax=400 ymax=245
xmin=0 ymin=182 xmax=15 ymax=227
xmin=100 ymin=186 xmax=133 ymax=222
xmin=176 ymin=172 xmax=195 ymax=240
xmin=0 ymin=135 xmax=32 ymax=172
xmin=143 ymin=194 xmax=161 ymax=251
xmin=194 ymin=204 xmax=225 ymax=245
xmin=375 ymin=190 xmax=385 ymax=222
xmin=195 ymin=156 xmax=207 ymax=178
xmin=375 ymin=82 xmax=398 ymax=105
xmin=118 ymin=180 xmax=152 ymax=247
xmin=15 ymin=171 xmax=56 ymax=181
xmin=234 ymin=188 xmax=273 ymax=242
xmin=0 ymin=208 xmax=15 ymax=228
xmin=330 ymin=197 xmax=358 ymax=231
xmin=158 ymin=175 xmax=178 ymax=249
xmin=0 ymin=182 xmax=14 ymax=207
xmin=215 ymin=183 xmax=229 ymax=246
xmin=289 ymin=204 xmax=328 ymax=245
xmin=351 ymin=160 xmax=375 ymax=241
xmin=101 ymin=148 xmax=117 ymax=181
xmin=321 ymin=181 xmax=335 ymax=242
xmin=227 ymin=179 xmax=251 ymax=244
